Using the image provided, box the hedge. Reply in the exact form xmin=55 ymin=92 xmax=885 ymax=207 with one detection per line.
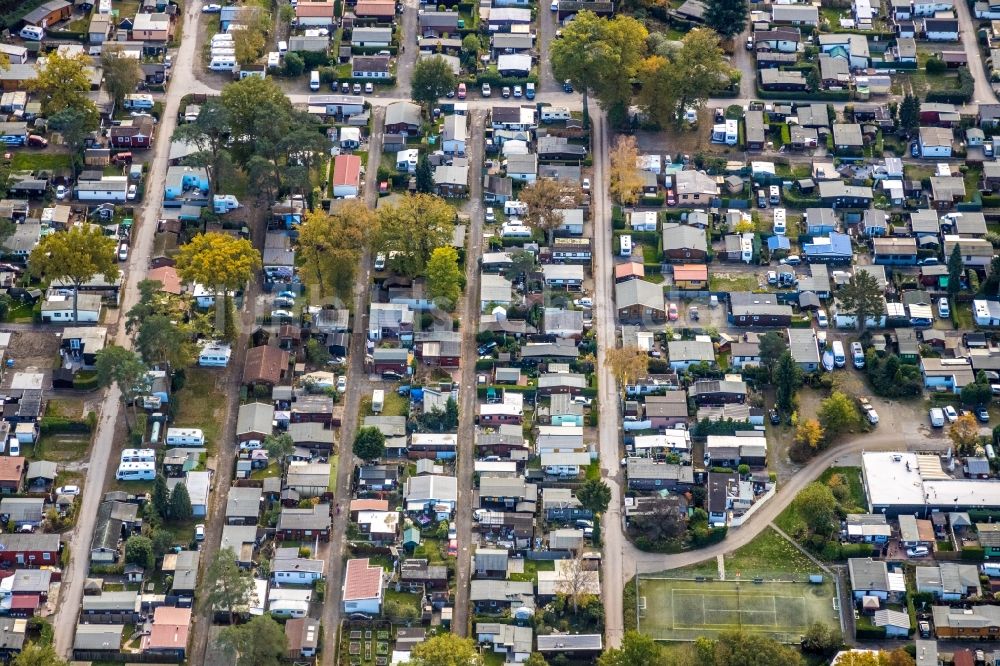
xmin=755 ymin=86 xmax=852 ymax=102
xmin=39 ymin=417 xmax=92 ymax=435
xmin=472 ymin=72 xmax=539 ymax=88
xmin=925 ymin=67 xmax=974 ymax=104
xmin=960 ymin=546 xmax=985 ymax=561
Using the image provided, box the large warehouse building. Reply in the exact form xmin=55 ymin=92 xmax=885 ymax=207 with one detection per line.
xmin=861 ymin=451 xmax=1000 ymax=516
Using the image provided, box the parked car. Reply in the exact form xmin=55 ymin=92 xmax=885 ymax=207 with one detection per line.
xmin=270 ymin=309 xmax=295 ymax=321
xmin=482 ymin=83 xmax=491 ymax=97
xmin=126 ymin=184 xmax=137 ymax=200
xmin=767 ymin=271 xmax=778 ymax=285
xmin=582 ymin=177 xmax=590 ymax=192
xmin=977 ymin=406 xmax=990 ymax=423
xmin=666 ymin=189 xmax=676 ymax=206
xmin=574 ymin=297 xmax=593 ymax=308
xmin=273 ymin=297 xmax=295 ymax=309
xmin=336 ymin=375 xmax=347 ymax=392
xmin=485 ymin=207 xmax=495 ymax=223
xmin=938 ymin=297 xmax=950 ymax=318
xmin=929 ymin=407 xmax=945 ymax=427
xmin=56 ymin=485 xmax=80 ymax=496
xmin=668 ymin=302 xmax=678 ymax=321
xmin=944 ymin=405 xmax=959 ymax=423
xmin=195 ymin=524 xmax=205 ymax=541
xmin=26 ymin=134 xmax=48 ymax=148
xmin=550 ymin=0 xmax=558 ymax=9
xmin=769 ymin=409 xmax=780 ymax=425
xmin=202 ymin=3 xmax=222 ymax=11
xmin=364 ymin=82 xmax=374 ymax=93
xmin=906 ymin=546 xmax=929 ymax=557
xmin=513 ymin=85 xmax=522 ymax=98
xmin=563 ymin=80 xmax=573 ymax=93
xmin=815 ymin=310 xmax=828 ymax=328
xmin=353 ymin=83 xmax=362 ymax=94
xmin=501 ymin=86 xmax=511 ymax=98
xmin=55 ymin=185 xmax=67 ymax=200
xmin=118 ymin=243 xmax=129 ymax=262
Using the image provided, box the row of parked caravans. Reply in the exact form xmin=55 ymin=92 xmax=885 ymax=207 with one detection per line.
xmin=115 ymin=429 xmax=205 ymax=481
xmin=209 ymin=33 xmax=237 ymax=71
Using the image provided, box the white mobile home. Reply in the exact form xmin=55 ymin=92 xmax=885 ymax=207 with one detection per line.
xmin=165 ymin=428 xmax=205 ymax=446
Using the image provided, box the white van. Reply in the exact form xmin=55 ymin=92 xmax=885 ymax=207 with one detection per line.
xmin=116 ymin=462 xmax=156 ymax=481
xmin=310 ymin=70 xmax=320 ymax=91
xmin=620 ymin=234 xmax=632 ymax=257
xmin=929 ymin=408 xmax=945 ymax=427
xmin=769 ymin=185 xmax=780 ymax=204
xmin=120 ymin=448 xmax=156 ymax=463
xmin=19 ymin=26 xmax=44 ymax=41
xmin=165 ymin=427 xmax=205 ymax=446
xmin=831 ymin=340 xmax=846 ymax=368
xmin=278 ymin=40 xmax=288 ymax=55
xmin=851 ymin=341 xmax=865 ymax=369
xmin=209 ymin=56 xmax=237 ymax=71
xmin=123 ymin=94 xmax=154 ymax=110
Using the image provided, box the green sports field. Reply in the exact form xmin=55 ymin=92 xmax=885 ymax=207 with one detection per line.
xmin=636 ymin=576 xmax=841 ymax=643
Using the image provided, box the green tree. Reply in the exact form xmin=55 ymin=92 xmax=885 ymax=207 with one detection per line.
xmin=947 ymin=243 xmax=963 ymax=299
xmin=12 ymin=643 xmax=70 ymax=666
xmin=169 ymin=483 xmax=193 ymax=523
xmin=216 ymin=613 xmax=287 ymax=666
xmin=297 ymin=203 xmax=373 ymax=299
xmin=152 ymin=474 xmax=170 ymax=519
xmin=801 ymin=622 xmax=842 ymax=656
xmin=411 ymin=56 xmax=457 ymax=108
xmin=204 ymin=547 xmax=255 ymax=624
xmin=705 ymin=631 xmax=805 ymax=665
xmin=354 ymin=426 xmax=386 ymax=461
xmin=598 ymin=631 xmax=663 ymax=666
xmin=384 ymin=598 xmax=420 ymax=624
xmin=981 ymin=255 xmax=1000 ymax=297
xmin=29 ymin=225 xmax=119 ymax=323
xmin=838 ymin=269 xmax=883 ymax=331
xmin=551 ymin=11 xmax=648 ymax=114
xmin=278 ymin=3 xmax=295 ymax=23
xmin=898 ymin=94 xmax=920 ymax=136
xmin=704 ymin=0 xmax=748 ymax=39
xmin=425 ymin=246 xmax=463 ymax=308
xmin=407 ymin=634 xmax=482 ymax=666
xmin=264 ymin=432 xmax=295 ymax=468
xmin=962 ymin=371 xmax=993 ymax=406
xmin=817 ymin=390 xmax=862 ymax=440
xmin=795 ymin=482 xmax=838 ymax=534
xmin=415 ymin=154 xmax=434 ymax=193
xmin=26 ymin=50 xmax=97 ymax=124
xmin=773 ymin=351 xmax=802 ymax=413
xmin=148 ymin=527 xmax=175 ymax=559
xmin=577 ymin=478 xmax=612 ymax=514
xmin=95 ymin=346 xmax=150 ymax=429
xmin=48 ymin=107 xmax=92 ymax=178
xmin=233 ymin=24 xmax=267 ymax=66
xmin=461 ymin=34 xmax=481 ymax=67
xmin=101 ymin=45 xmax=143 ymax=110
xmin=758 ymin=331 xmax=788 ymax=383
xmin=523 ymin=655 xmax=548 ymax=666
xmin=283 ymin=51 xmax=305 ymax=76
xmin=220 ymin=76 xmax=295 ymax=163
xmin=376 ymin=194 xmax=456 ymax=277
xmin=133 ymin=314 xmax=196 ymax=369
xmin=124 ymin=535 xmax=154 ymax=570
xmin=172 ymin=96 xmax=232 ymax=197
xmin=637 ymin=29 xmax=736 ymax=127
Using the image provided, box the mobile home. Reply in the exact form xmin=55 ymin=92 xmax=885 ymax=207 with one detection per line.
xmin=165 ymin=428 xmax=205 ymax=446
xmin=116 ymin=461 xmax=156 ymax=481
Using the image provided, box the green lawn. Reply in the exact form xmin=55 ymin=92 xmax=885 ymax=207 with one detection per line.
xmin=172 ymin=368 xmax=223 ymax=456
xmin=775 ymin=466 xmax=866 ymax=536
xmin=509 ymin=558 xmax=554 ymax=583
xmin=709 ymin=273 xmax=759 ymax=292
xmin=250 ymin=462 xmax=282 ymax=480
xmin=33 ymin=434 xmax=91 ymax=463
xmin=327 ymin=453 xmax=340 ymax=491
xmin=11 ymin=152 xmax=72 ymax=172
xmin=953 ymin=302 xmax=974 ymax=331
xmin=724 ymin=527 xmax=819 ymax=578
xmin=360 ymin=391 xmax=408 ymax=418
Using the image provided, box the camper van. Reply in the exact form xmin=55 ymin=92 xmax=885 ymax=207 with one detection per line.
xmin=504 ymin=200 xmax=528 ymax=216
xmin=19 ymin=26 xmax=44 ymax=41
xmin=757 ymin=188 xmax=767 ymax=209
xmin=929 ymin=407 xmax=945 ymax=427
xmin=199 ymin=343 xmax=232 ymax=367
xmin=769 ymin=185 xmax=780 ymax=205
xmin=214 ymin=194 xmax=240 ymax=213
xmin=278 ymin=40 xmax=288 ymax=55
xmin=123 ymin=94 xmax=154 ymax=110
xmin=211 ymin=47 xmax=237 ymax=58
xmin=166 ymin=428 xmax=205 ymax=446
xmin=851 ymin=341 xmax=865 ymax=369
xmin=120 ymin=448 xmax=156 ymax=463
xmin=116 ymin=462 xmax=156 ymax=481
xmin=310 ymin=70 xmax=320 ymax=91
xmin=620 ymin=234 xmax=632 ymax=257
xmin=209 ymin=57 xmax=237 ymax=72
xmin=772 ymin=207 xmax=786 ymax=236
xmin=540 ymin=107 xmax=571 ymax=123
xmin=211 ymin=33 xmax=234 ymax=45
xmin=831 ymin=341 xmax=846 ymax=368
xmin=372 ymin=389 xmax=385 ymax=414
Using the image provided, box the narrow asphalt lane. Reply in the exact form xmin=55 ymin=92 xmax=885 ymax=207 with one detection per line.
xmin=453 ymin=110 xmax=487 ymax=637
xmin=319 ymin=105 xmax=386 ymax=666
xmin=51 ymin=0 xmax=205 ymax=656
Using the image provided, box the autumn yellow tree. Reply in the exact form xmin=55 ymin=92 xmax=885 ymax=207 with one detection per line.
xmin=26 ymin=50 xmax=98 ymax=124
xmin=518 ymin=178 xmax=581 ymax=245
xmin=948 ymin=412 xmax=981 ymax=455
xmin=29 ymin=226 xmax=119 ymax=323
xmin=175 ymin=233 xmax=262 ymax=336
xmin=606 ymin=346 xmax=649 ymax=396
xmin=609 ymin=135 xmax=642 ymax=206
xmin=795 ymin=417 xmax=824 ymax=450
xmin=425 ymin=246 xmax=463 ymax=309
xmin=297 ymin=201 xmax=374 ymax=301
xmin=376 ymin=194 xmax=456 ymax=277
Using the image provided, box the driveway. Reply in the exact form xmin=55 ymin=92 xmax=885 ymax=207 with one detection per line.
xmin=954 ymin=0 xmax=998 ymax=105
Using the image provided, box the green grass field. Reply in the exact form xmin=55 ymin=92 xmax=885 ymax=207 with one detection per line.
xmin=636 ymin=577 xmax=839 ymax=643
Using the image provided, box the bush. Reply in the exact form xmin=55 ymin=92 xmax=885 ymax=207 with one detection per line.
xmin=961 ymin=546 xmax=985 ymax=561
xmin=39 ymin=416 xmax=92 ymax=434
xmin=925 ymin=57 xmax=946 ymax=74
xmin=72 ymin=372 xmax=100 ymax=391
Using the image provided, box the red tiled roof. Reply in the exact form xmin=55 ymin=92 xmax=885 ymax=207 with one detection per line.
xmin=0 ymin=457 xmax=25 ymax=483
xmin=333 ymin=155 xmax=361 ymax=188
xmin=147 ymin=266 xmax=182 ymax=295
xmin=9 ymin=594 xmax=38 ymax=609
xmin=350 ymin=499 xmax=389 ymax=512
xmin=343 ymin=558 xmax=383 ymax=601
xmin=243 ymin=345 xmax=289 ymax=385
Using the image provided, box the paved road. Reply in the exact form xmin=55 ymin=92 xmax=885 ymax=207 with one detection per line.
xmin=395 ymin=0 xmax=419 ymax=95
xmin=318 ymin=105 xmax=386 ymax=666
xmin=955 ymin=0 xmax=999 ymax=106
xmin=452 ymin=110 xmax=486 ymax=637
xmin=590 ymin=108 xmax=626 ymax=651
xmin=51 ymin=0 xmax=205 ymax=656
xmin=537 ymin=5 xmax=559 ymax=94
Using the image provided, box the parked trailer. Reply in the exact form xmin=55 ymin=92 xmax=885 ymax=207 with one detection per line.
xmin=120 ymin=448 xmax=156 ymax=463
xmin=116 ymin=461 xmax=156 ymax=481
xmin=165 ymin=427 xmax=205 ymax=446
